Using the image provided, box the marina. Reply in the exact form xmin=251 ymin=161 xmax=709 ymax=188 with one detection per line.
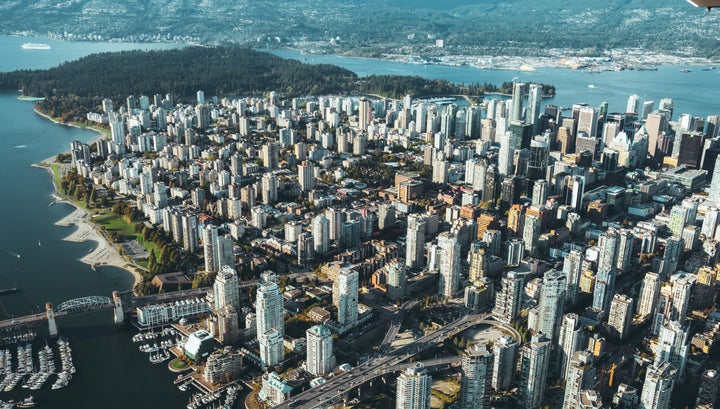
xmin=0 ymin=338 xmax=75 ymax=398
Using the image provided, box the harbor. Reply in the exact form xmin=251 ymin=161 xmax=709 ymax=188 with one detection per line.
xmin=131 ymin=325 xmax=242 ymax=409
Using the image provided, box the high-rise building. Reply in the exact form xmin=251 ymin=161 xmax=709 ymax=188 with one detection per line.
xmin=613 ymin=384 xmax=639 ymax=409
xmin=654 ymin=321 xmax=689 ymax=380
xmin=577 ymin=106 xmax=599 ymax=138
xmin=213 ymin=265 xmax=240 ymax=313
xmin=306 ymin=325 xmax=335 ymax=376
xmin=670 ymin=273 xmax=695 ymax=325
xmin=537 ymin=269 xmax=566 ymax=343
xmin=638 ymin=272 xmax=660 ymax=319
xmin=493 ymin=272 xmax=524 ymax=323
xmin=406 ymin=214 xmax=427 ymax=270
xmin=531 ymin=180 xmax=548 ymax=206
xmin=256 ymin=272 xmax=284 ymax=367
xmin=498 ymin=131 xmax=515 ymax=177
xmin=511 ymin=82 xmax=525 ymax=122
xmin=261 ymin=172 xmax=278 ymax=204
xmin=640 ymin=362 xmax=676 ymax=409
xmin=597 ymin=230 xmax=619 ymax=271
xmin=702 ymin=206 xmax=719 ymax=238
xmin=592 ymin=267 xmax=616 ymax=315
xmin=261 ymin=142 xmax=279 ymax=170
xmin=396 ymin=363 xmax=432 ymax=409
xmin=616 ymin=230 xmax=634 ymax=272
xmin=312 ymin=214 xmax=329 ymax=254
xmin=203 ymin=225 xmax=220 ymax=273
xmin=432 ymin=159 xmax=449 ymax=184
xmin=378 ymin=203 xmax=396 ymax=230
xmin=626 ymin=94 xmax=640 ymax=115
xmin=386 ymin=261 xmax=407 ymax=300
xmin=298 ymin=161 xmax=315 ymax=192
xmin=492 ymin=335 xmax=519 ymax=391
xmin=518 ymin=332 xmax=551 ymax=409
xmin=438 ymin=232 xmax=461 ymax=298
xmin=468 ymin=241 xmax=488 ymax=282
xmin=608 ymin=294 xmax=633 ymax=340
xmin=459 ymin=343 xmax=494 ymax=409
xmin=563 ymin=249 xmax=584 ymax=304
xmin=668 ymin=206 xmax=687 ymax=237
xmin=528 ymin=84 xmax=542 ymax=134
xmin=334 ymin=268 xmax=359 ymax=329
xmin=523 ymin=215 xmax=541 ymax=255
xmin=506 ymin=238 xmax=525 ymax=267
xmin=558 ymin=313 xmax=586 ymax=380
xmin=358 ymin=97 xmax=372 ymax=131
xmin=562 ymin=351 xmax=595 ymax=409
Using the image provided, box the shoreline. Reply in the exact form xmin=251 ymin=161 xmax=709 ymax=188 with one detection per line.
xmin=31 ymin=113 xmax=143 ymax=291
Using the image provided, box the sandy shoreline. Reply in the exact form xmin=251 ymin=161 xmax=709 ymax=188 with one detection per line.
xmin=31 ymin=110 xmax=143 ymax=290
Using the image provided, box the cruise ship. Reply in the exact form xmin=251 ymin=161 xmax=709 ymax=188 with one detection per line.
xmin=21 ymin=43 xmax=51 ymax=50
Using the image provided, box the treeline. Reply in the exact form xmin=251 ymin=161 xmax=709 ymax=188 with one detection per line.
xmin=0 ymin=46 xmax=548 ymax=113
xmin=0 ymin=47 xmax=356 ymax=101
xmin=496 ymin=81 xmax=556 ymax=97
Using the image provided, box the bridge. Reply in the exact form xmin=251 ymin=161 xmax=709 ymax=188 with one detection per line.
xmin=275 ymin=313 xmax=521 ymax=409
xmin=0 ymin=279 xmax=259 ymax=335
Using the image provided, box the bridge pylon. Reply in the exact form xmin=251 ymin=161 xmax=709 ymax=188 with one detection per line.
xmin=112 ymin=291 xmax=124 ymax=324
xmin=46 ymin=303 xmax=58 ymax=337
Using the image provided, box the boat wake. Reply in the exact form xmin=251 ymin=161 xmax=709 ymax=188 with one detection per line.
xmin=4 ymin=250 xmax=21 ymax=259
xmin=13 ymin=145 xmax=27 ymax=149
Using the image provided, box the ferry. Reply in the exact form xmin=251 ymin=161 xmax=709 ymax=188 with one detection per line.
xmin=21 ymin=43 xmax=51 ymax=50
xmin=680 ymin=68 xmax=692 ymax=73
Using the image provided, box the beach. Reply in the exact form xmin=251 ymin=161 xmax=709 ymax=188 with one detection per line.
xmin=33 ymin=155 xmax=144 ymax=290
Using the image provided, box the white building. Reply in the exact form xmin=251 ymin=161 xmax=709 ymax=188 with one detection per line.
xmin=306 ymin=325 xmax=335 ymax=376
xmin=333 ymin=268 xmax=359 ymax=329
xmin=396 ymin=363 xmax=432 ymax=409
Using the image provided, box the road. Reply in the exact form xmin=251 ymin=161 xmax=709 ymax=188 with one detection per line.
xmin=275 ymin=312 xmax=500 ymax=409
xmin=379 ymin=300 xmax=418 ymax=352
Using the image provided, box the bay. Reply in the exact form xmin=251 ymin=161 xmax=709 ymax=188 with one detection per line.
xmin=270 ymin=49 xmax=720 ymax=119
xmin=0 ymin=36 xmax=186 ymax=409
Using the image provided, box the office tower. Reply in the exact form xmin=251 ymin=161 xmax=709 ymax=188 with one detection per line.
xmin=406 ymin=214 xmax=427 ymax=269
xmin=528 ymin=84 xmax=542 ymax=134
xmin=616 ymin=230 xmax=634 ymax=272
xmin=577 ymin=106 xmax=599 ymax=138
xmin=655 ymin=321 xmax=689 ymax=379
xmin=334 ymin=268 xmax=359 ymax=329
xmin=562 ymin=351 xmax=595 ymax=409
xmin=492 ymin=335 xmax=518 ymax=391
xmin=256 ymin=273 xmax=284 ymax=367
xmin=506 ymin=238 xmax=525 ymax=267
xmin=312 ymin=214 xmax=329 ymax=254
xmin=472 ymin=159 xmax=488 ymax=192
xmin=438 ymin=232 xmax=461 ymax=298
xmin=306 ymin=325 xmax=335 ymax=376
xmin=597 ymin=230 xmax=619 ymax=271
xmin=468 ymin=241 xmax=488 ymax=282
xmin=608 ymin=294 xmax=633 ymax=340
xmin=196 ymin=90 xmax=205 ymax=105
xmin=493 ymin=272 xmax=524 ymax=323
xmin=261 ymin=172 xmax=278 ymax=204
xmin=668 ymin=205 xmax=687 ymax=237
xmin=563 ymin=249 xmax=583 ymax=304
xmin=640 ymin=362 xmax=676 ymax=409
xmin=696 ymin=369 xmax=720 ymax=408
xmin=641 ymin=100 xmax=655 ymax=120
xmin=518 ymin=332 xmax=551 ymax=409
xmin=298 ymin=161 xmax=315 ymax=192
xmin=498 ymin=131 xmax=515 ymax=177
xmin=484 ymin=164 xmax=498 ymax=203
xmin=511 ymin=82 xmax=525 ymax=122
xmin=523 ymin=214 xmax=541 ymax=255
xmin=213 ymin=265 xmax=240 ymax=312
xmin=592 ymin=267 xmax=616 ymax=315
xmin=460 ymin=343 xmax=494 ymax=409
xmin=537 ymin=269 xmax=566 ymax=343
xmin=531 ymin=180 xmax=548 ymax=206
xmin=566 ymin=176 xmax=585 ymax=213
xmin=626 ymin=94 xmax=639 ymax=115
xmin=396 ymin=362 xmax=432 ymax=409
xmin=558 ymin=313 xmax=586 ymax=380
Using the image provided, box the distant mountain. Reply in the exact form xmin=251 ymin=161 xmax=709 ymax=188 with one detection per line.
xmin=1 ymin=0 xmax=719 ymax=58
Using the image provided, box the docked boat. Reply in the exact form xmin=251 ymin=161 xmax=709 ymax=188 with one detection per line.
xmin=17 ymin=395 xmax=35 ymax=408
